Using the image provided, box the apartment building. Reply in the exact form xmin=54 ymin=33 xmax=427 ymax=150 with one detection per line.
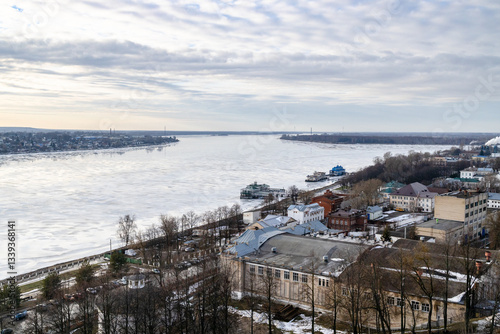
xmin=434 ymin=190 xmax=488 ymax=241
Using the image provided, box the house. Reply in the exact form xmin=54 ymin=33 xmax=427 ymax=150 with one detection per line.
xmin=326 ymin=209 xmax=367 ymax=232
xmin=389 ymin=182 xmax=438 ymax=212
xmin=247 ymin=214 xmax=295 ymax=230
xmin=434 ymin=190 xmax=488 ymax=241
xmin=460 ymin=167 xmax=495 ymax=181
xmin=379 ymin=181 xmax=405 ymax=200
xmin=287 ymin=203 xmax=324 ymax=224
xmin=366 ymin=206 xmax=383 ymax=220
xmin=311 ymin=190 xmax=344 ymax=218
xmin=487 ymin=192 xmax=500 ymax=209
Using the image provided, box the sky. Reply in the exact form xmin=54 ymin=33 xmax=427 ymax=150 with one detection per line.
xmin=1 ymin=0 xmax=500 ymax=132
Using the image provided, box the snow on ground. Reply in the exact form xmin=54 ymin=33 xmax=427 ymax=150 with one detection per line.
xmin=229 ymin=306 xmax=345 ymax=334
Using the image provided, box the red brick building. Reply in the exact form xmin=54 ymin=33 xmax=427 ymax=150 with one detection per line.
xmin=311 ymin=190 xmax=344 ymax=218
xmin=326 ymin=209 xmax=367 ymax=232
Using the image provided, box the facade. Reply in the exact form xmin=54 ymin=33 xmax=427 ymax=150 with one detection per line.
xmin=366 ymin=206 xmax=383 ymax=220
xmin=415 ymin=218 xmax=465 ymax=243
xmin=460 ymin=167 xmax=495 ymax=181
xmin=417 ymin=192 xmax=437 ymax=213
xmin=311 ymin=190 xmax=344 ymax=218
xmin=287 ymin=203 xmax=324 ymax=224
xmin=223 ymin=233 xmax=476 ymax=331
xmin=487 ymin=192 xmax=500 ymax=209
xmin=243 ymin=210 xmax=261 ymax=225
xmin=125 ymin=274 xmax=145 ymax=289
xmin=434 ymin=191 xmax=488 ymax=241
xmin=326 ymin=209 xmax=367 ymax=232
xmin=389 ymin=182 xmax=437 ymax=212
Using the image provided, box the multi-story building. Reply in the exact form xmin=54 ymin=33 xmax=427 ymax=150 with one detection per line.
xmin=389 ymin=182 xmax=437 ymax=212
xmin=487 ymin=193 xmax=500 ymax=209
xmin=326 ymin=209 xmax=367 ymax=232
xmin=223 ymin=231 xmax=479 ymax=331
xmin=434 ymin=190 xmax=488 ymax=241
xmin=287 ymin=203 xmax=324 ymax=224
xmin=311 ymin=190 xmax=344 ymax=218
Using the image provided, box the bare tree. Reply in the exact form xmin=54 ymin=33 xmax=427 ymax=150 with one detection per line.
xmin=259 ymin=265 xmax=279 ymax=334
xmin=117 ymin=214 xmax=137 ymax=246
xmin=325 ymin=275 xmax=341 ymax=334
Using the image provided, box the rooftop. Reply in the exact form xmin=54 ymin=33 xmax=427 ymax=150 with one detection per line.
xmin=244 ymin=234 xmax=370 ymax=276
xmin=418 ymin=218 xmax=463 ymax=231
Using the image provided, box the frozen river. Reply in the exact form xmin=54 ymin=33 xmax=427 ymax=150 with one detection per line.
xmin=0 ymin=135 xmax=450 ymax=278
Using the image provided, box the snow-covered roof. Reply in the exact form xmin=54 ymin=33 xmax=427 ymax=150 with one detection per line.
xmin=288 ymin=203 xmax=323 ymax=213
xmin=366 ymin=206 xmax=383 ymax=213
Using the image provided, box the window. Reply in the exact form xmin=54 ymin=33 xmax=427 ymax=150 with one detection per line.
xmin=326 ymin=280 xmax=329 ymax=287
xmin=411 ymin=301 xmax=420 ymax=310
xmin=293 ymin=272 xmax=299 ymax=282
xmin=466 ymin=204 xmax=469 ymax=209
xmin=249 ymin=265 xmax=255 ymax=274
xmin=342 ymin=287 xmax=348 ymax=296
xmin=387 ymin=297 xmax=395 ymax=305
xmin=396 ymin=298 xmax=403 ymax=307
xmin=302 ymin=274 xmax=308 ymax=283
xmin=318 ymin=278 xmax=322 ymax=286
xmin=422 ymin=303 xmax=430 ymax=312
xmin=275 ymin=269 xmax=281 ymax=279
xmin=284 ymin=271 xmax=290 ymax=280
xmin=258 ymin=266 xmax=263 ymax=275
xmin=267 ymin=267 xmax=272 ymax=276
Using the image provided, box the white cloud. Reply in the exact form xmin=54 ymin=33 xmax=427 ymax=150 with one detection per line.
xmin=0 ymin=0 xmax=499 ymax=131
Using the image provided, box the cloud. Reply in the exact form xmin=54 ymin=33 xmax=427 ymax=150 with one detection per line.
xmin=0 ymin=0 xmax=499 ymax=131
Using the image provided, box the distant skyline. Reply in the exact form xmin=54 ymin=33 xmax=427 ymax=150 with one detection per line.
xmin=1 ymin=1 xmax=499 ymax=132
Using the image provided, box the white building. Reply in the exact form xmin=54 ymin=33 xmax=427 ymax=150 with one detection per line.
xmin=488 ymin=193 xmax=500 ymax=209
xmin=243 ymin=210 xmax=261 ymax=225
xmin=126 ymin=274 xmax=145 ymax=289
xmin=417 ymin=192 xmax=438 ymax=213
xmin=460 ymin=167 xmax=495 ymax=181
xmin=287 ymin=203 xmax=324 ymax=224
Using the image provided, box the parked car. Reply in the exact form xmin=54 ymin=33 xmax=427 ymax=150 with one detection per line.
xmin=152 ymin=268 xmax=161 ymax=274
xmin=14 ymin=310 xmax=28 ymax=321
xmin=1 ymin=329 xmax=14 ymax=334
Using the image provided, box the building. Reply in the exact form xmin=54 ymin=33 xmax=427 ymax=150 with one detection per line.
xmin=416 ymin=192 xmax=438 ymax=213
xmin=222 ymin=232 xmax=482 ymax=331
xmin=247 ymin=214 xmax=295 ymax=230
xmin=488 ymin=193 xmax=500 ymax=209
xmin=379 ymin=181 xmax=406 ymax=200
xmin=329 ymin=165 xmax=346 ymax=176
xmin=287 ymin=203 xmax=324 ymax=224
xmin=434 ymin=190 xmax=488 ymax=241
xmin=415 ymin=218 xmax=465 ymax=243
xmin=389 ymin=182 xmax=437 ymax=212
xmin=125 ymin=274 xmax=146 ymax=289
xmin=326 ymin=209 xmax=367 ymax=232
xmin=366 ymin=206 xmax=383 ymax=220
xmin=460 ymin=167 xmax=495 ymax=181
xmin=311 ymin=190 xmax=344 ymax=218
xmin=243 ymin=210 xmax=261 ymax=225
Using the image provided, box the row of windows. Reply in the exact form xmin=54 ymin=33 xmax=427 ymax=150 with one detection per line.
xmin=249 ymin=265 xmax=329 ymax=285
xmin=387 ymin=297 xmax=429 ymax=312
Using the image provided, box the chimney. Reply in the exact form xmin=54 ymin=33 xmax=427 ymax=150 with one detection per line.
xmin=323 ymin=256 xmax=328 ymax=263
xmin=271 ymin=247 xmax=277 ymax=253
xmin=485 ymin=251 xmax=492 ymax=262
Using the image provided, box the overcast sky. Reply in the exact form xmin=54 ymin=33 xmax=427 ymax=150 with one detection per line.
xmin=1 ymin=0 xmax=500 ymax=132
